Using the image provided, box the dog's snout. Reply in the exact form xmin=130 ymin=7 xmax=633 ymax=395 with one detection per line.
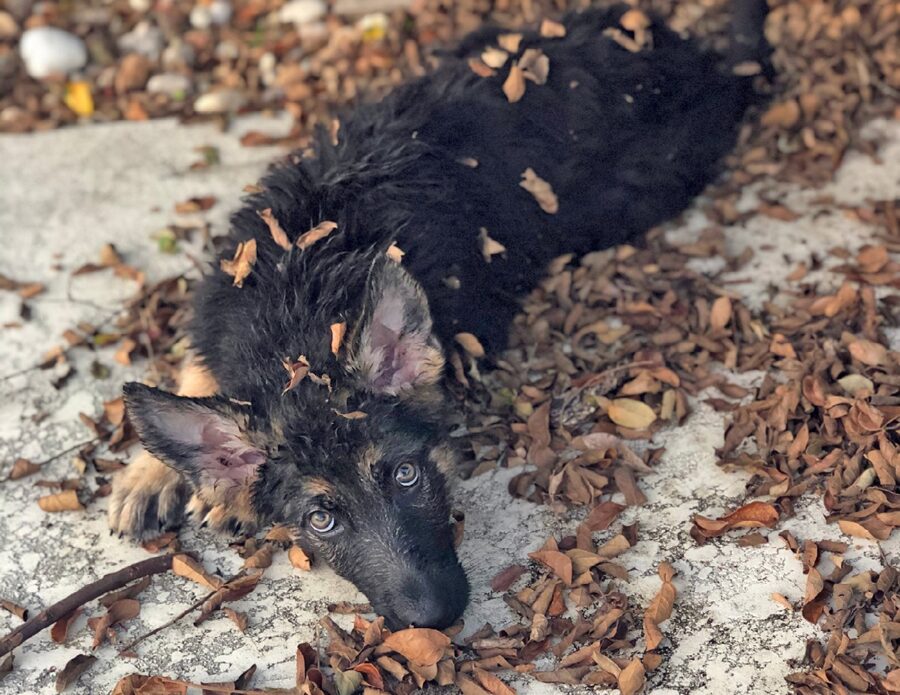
xmin=381 ymin=564 xmax=469 ymax=630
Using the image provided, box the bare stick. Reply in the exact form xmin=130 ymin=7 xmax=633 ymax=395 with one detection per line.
xmin=117 ymin=569 xmax=248 ymax=655
xmin=0 ymin=555 xmax=173 ymax=659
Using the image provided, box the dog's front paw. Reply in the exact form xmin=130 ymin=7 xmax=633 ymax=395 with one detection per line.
xmin=108 ymin=450 xmax=190 ymax=539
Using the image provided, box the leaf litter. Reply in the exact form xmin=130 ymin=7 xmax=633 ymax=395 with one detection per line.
xmin=3 ymin=0 xmax=900 ymax=692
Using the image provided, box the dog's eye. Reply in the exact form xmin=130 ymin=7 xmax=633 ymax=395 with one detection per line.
xmin=308 ymin=510 xmax=335 ymax=533
xmin=394 ymin=462 xmax=419 ymax=487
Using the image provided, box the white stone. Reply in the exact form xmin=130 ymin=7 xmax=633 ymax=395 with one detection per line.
xmin=193 ymin=89 xmax=245 ymax=114
xmin=146 ymin=73 xmax=192 ymax=98
xmin=117 ymin=20 xmax=164 ymax=60
xmin=190 ymin=0 xmax=232 ymax=29
xmin=278 ymin=0 xmax=326 ymax=26
xmin=162 ymin=39 xmax=195 ymax=70
xmin=18 ymin=27 xmax=87 ymax=79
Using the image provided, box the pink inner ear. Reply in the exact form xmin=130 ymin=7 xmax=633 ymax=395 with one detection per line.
xmin=364 ymin=293 xmax=434 ymax=394
xmin=197 ymin=419 xmax=265 ymax=486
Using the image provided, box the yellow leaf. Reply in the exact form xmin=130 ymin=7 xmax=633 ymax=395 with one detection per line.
xmin=64 ymin=81 xmax=94 ymax=117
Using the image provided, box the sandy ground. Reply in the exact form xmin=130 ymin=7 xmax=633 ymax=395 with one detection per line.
xmin=0 ymin=115 xmax=898 ymax=695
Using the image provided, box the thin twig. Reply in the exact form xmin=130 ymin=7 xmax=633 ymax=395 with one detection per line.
xmin=2 ymin=436 xmax=100 ymax=481
xmin=117 ymin=569 xmax=247 ymax=656
xmin=0 ymin=555 xmax=174 ymax=659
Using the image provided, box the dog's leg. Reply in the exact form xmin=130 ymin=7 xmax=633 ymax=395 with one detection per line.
xmin=108 ymin=357 xmax=256 ymax=538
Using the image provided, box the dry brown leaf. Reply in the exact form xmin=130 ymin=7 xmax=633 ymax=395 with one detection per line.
xmin=838 ymin=519 xmax=878 ymax=540
xmin=618 ymin=659 xmax=645 ymax=695
xmin=9 ymin=458 xmax=40 ymax=480
xmin=502 ymin=64 xmax=526 ymax=103
xmin=223 ymin=607 xmax=248 ymax=632
xmin=709 ymin=296 xmax=733 ymax=330
xmin=481 ymin=48 xmax=508 ymax=69
xmin=289 ymin=545 xmax=312 ymax=571
xmin=386 ymin=243 xmax=405 ymax=263
xmin=456 ymin=332 xmax=485 ymax=358
xmin=644 ymin=561 xmax=676 ymax=650
xmin=55 ymin=654 xmax=96 ymax=693
xmin=380 ymin=628 xmax=451 ymax=667
xmin=330 ymin=322 xmax=346 ymax=356
xmin=491 ymin=564 xmax=526 ymax=592
xmin=282 ymin=355 xmax=311 ymax=395
xmin=693 ymin=501 xmax=779 ymax=538
xmin=90 ymin=599 xmax=140 ymax=649
xmin=244 ymin=544 xmax=274 ymax=569
xmin=540 ymin=19 xmax=566 ymax=38
xmin=220 ymin=239 xmax=257 ymax=288
xmin=528 ymin=549 xmax=573 ymax=585
xmin=51 ymin=608 xmax=82 ymax=643
xmin=258 ymin=208 xmax=291 ymax=250
xmin=497 ymin=33 xmax=522 ymax=53
xmin=607 ymin=398 xmax=657 ymax=430
xmin=848 ymin=339 xmax=887 ymax=366
xmin=519 ymin=168 xmax=559 ymax=214
xmin=479 ymin=228 xmax=506 ymax=262
xmin=172 ymin=554 xmax=223 ymax=590
xmin=296 ymin=221 xmax=338 ymax=250
xmin=37 ymin=489 xmax=82 ymax=513
xmin=519 ymin=49 xmax=549 ymax=85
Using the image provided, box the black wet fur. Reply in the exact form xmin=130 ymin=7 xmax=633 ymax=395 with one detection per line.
xmin=124 ymin=2 xmax=769 ymax=629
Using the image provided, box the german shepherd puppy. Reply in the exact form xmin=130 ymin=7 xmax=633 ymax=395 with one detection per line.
xmin=110 ymin=2 xmax=769 ymax=629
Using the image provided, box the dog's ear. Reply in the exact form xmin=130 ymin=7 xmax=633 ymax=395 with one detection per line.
xmin=348 ymin=260 xmax=445 ymax=396
xmin=123 ymin=382 xmax=266 ymax=489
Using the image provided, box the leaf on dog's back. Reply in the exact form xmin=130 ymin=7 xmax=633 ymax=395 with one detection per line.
xmin=258 ymin=208 xmax=291 ymax=250
xmin=220 ymin=239 xmax=257 ymax=288
xmin=296 ymin=220 xmax=337 ymax=250
xmin=379 ymin=628 xmax=451 ymax=666
xmin=519 ymin=168 xmax=558 ymax=214
xmin=502 ymin=64 xmax=525 ymax=103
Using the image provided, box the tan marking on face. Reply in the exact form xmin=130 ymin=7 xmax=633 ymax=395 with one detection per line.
xmin=429 ymin=443 xmax=459 ymax=481
xmin=304 ymin=477 xmax=337 ymax=497
xmin=357 ymin=445 xmax=383 ymax=482
xmin=176 ymin=353 xmax=219 ymax=398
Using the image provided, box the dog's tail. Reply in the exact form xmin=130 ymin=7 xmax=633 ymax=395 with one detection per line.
xmin=726 ymin=0 xmax=773 ymax=80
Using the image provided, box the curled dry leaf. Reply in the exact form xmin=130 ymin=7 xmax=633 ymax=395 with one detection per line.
xmin=709 ymin=296 xmax=732 ymax=330
xmin=282 ymin=355 xmax=311 ymax=395
xmin=481 ymin=47 xmax=508 ymax=69
xmin=91 ymin=598 xmax=140 ymax=649
xmin=693 ymin=501 xmax=779 ymax=538
xmin=607 ymin=398 xmax=657 ymax=430
xmin=0 ymin=598 xmax=27 ymax=620
xmin=618 ymin=659 xmax=646 ymax=695
xmin=223 ymin=607 xmax=248 ymax=632
xmin=289 ymin=545 xmax=312 ymax=571
xmin=51 ymin=607 xmax=82 ymax=643
xmin=519 ymin=49 xmax=549 ymax=85
xmin=296 ymin=221 xmax=338 ymax=251
xmin=491 ymin=564 xmax=526 ymax=593
xmin=848 ymin=339 xmax=887 ymax=366
xmin=386 ymin=243 xmax=405 ymax=263
xmin=379 ymin=628 xmax=451 ymax=667
xmin=55 ymin=654 xmax=96 ymax=693
xmin=37 ymin=489 xmax=82 ymax=513
xmin=197 ymin=573 xmax=262 ymax=624
xmin=220 ymin=239 xmax=257 ymax=288
xmin=244 ymin=544 xmax=274 ymax=569
xmin=519 ymin=168 xmax=559 ymax=214
xmin=528 ymin=549 xmax=573 ymax=585
xmin=540 ymin=19 xmax=567 ymax=37
xmin=9 ymin=458 xmax=40 ymax=480
xmin=259 ymin=208 xmax=291 ymax=250
xmin=479 ymin=228 xmax=506 ymax=262
xmin=456 ymin=332 xmax=486 ymax=358
xmin=643 ymin=561 xmax=676 ymax=650
xmin=330 ymin=322 xmax=346 ymax=356
xmin=172 ymin=554 xmax=223 ymax=590
xmin=502 ymin=64 xmax=526 ymax=103
xmin=497 ymin=33 xmax=523 ymax=53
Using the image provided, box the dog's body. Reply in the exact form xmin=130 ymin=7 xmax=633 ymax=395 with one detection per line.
xmin=111 ymin=3 xmax=769 ymax=629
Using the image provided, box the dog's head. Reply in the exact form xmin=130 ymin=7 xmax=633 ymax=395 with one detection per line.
xmin=124 ymin=260 xmax=469 ymax=629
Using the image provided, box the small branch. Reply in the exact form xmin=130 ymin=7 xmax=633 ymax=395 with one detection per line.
xmin=0 ymin=555 xmax=174 ymax=659
xmin=117 ymin=569 xmax=247 ymax=656
xmin=2 ymin=436 xmax=100 ymax=481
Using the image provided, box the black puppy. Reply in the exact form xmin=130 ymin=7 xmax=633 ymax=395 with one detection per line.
xmin=110 ymin=2 xmax=769 ymax=630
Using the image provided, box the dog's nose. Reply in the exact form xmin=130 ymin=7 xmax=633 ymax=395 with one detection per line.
xmin=393 ymin=594 xmax=455 ymax=629
xmin=391 ymin=574 xmax=465 ymax=629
